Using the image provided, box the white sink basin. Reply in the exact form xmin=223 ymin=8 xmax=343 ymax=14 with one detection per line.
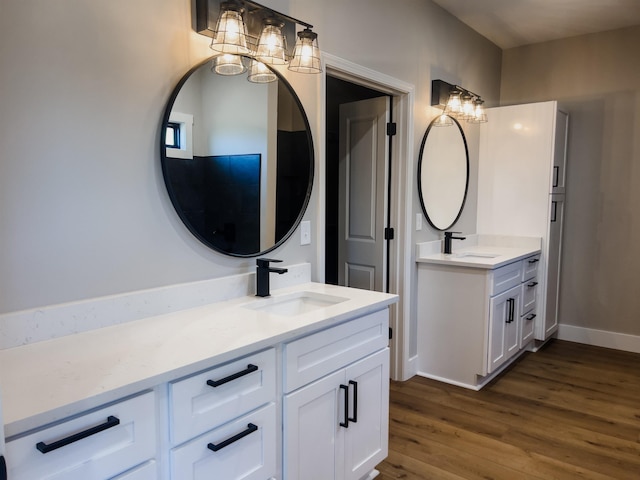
xmin=455 ymin=252 xmax=501 ymax=258
xmin=245 ymin=291 xmax=349 ymax=317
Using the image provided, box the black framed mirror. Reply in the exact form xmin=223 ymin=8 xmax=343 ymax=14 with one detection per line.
xmin=417 ymin=115 xmax=469 ymax=230
xmin=161 ymin=56 xmax=314 ymax=257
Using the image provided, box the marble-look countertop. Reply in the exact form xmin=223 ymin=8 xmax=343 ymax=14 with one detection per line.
xmin=416 ymin=234 xmax=541 ymax=269
xmin=0 ymin=282 xmax=397 ymax=437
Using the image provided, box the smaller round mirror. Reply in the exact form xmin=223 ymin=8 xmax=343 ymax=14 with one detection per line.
xmin=417 ymin=115 xmax=469 ymax=230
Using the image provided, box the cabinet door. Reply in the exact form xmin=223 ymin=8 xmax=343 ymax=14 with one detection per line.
xmin=284 ymin=370 xmax=346 ymax=480
xmin=552 ymin=110 xmax=568 ymax=194
xmin=488 ymin=286 xmax=521 ymax=373
xmin=343 ymin=349 xmax=389 ymax=480
xmin=543 ymin=195 xmax=565 ymax=338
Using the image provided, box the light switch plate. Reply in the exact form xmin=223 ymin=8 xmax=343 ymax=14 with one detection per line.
xmin=300 ymin=220 xmax=311 ymax=245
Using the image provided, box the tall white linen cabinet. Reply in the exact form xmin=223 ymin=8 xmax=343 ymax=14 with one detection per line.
xmin=477 ymin=101 xmax=569 ymax=343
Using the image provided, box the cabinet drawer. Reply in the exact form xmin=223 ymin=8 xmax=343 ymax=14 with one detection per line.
xmin=284 ymin=309 xmax=389 ymax=393
xmin=521 ymin=277 xmax=538 ymax=315
xmin=170 ymin=348 xmax=276 ymax=446
xmin=170 ymin=403 xmax=276 ymax=480
xmin=490 ymin=261 xmax=523 ymax=296
xmin=6 ymin=391 xmax=156 ymax=480
xmin=520 ymin=308 xmax=537 ymax=348
xmin=113 ymin=460 xmax=157 ymax=480
xmin=522 ymin=254 xmax=541 ymax=281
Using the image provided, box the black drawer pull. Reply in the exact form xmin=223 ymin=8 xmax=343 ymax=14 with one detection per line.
xmin=36 ymin=416 xmax=120 ymax=454
xmin=348 ymin=380 xmax=358 ymax=423
xmin=1 ymin=455 xmax=6 ymax=480
xmin=207 ymin=423 xmax=258 ymax=452
xmin=527 ymin=281 xmax=539 ymax=287
xmin=207 ymin=364 xmax=258 ymax=388
xmin=526 ymin=314 xmax=537 ymax=321
xmin=528 ymin=258 xmax=539 ymax=264
xmin=339 ymin=384 xmax=349 ymax=428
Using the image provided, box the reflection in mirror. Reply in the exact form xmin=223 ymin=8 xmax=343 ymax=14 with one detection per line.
xmin=417 ymin=115 xmax=469 ymax=231
xmin=161 ymin=56 xmax=313 ymax=257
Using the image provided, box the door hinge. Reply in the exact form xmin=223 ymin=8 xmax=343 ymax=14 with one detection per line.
xmin=384 ymin=227 xmax=394 ymax=240
xmin=389 ymin=327 xmax=393 ymax=340
xmin=386 ymin=122 xmax=397 ymax=136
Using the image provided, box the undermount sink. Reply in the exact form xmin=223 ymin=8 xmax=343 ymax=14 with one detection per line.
xmin=455 ymin=252 xmax=501 ymax=258
xmin=244 ymin=291 xmax=349 ymax=317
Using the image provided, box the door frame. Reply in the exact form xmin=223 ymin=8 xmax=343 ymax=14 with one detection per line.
xmin=318 ymin=53 xmax=415 ymax=381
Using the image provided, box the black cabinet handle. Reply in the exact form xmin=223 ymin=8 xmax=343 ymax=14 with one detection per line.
xmin=339 ymin=384 xmax=349 ymax=428
xmin=528 ymin=258 xmax=539 ymax=264
xmin=1 ymin=455 xmax=6 ymax=480
xmin=551 ymin=201 xmax=558 ymax=223
xmin=526 ymin=314 xmax=537 ymax=321
xmin=506 ymin=298 xmax=515 ymax=323
xmin=348 ymin=380 xmax=358 ymax=423
xmin=207 ymin=364 xmax=258 ymax=388
xmin=553 ymin=166 xmax=560 ymax=187
xmin=527 ymin=281 xmax=539 ymax=287
xmin=36 ymin=416 xmax=120 ymax=454
xmin=207 ymin=423 xmax=258 ymax=452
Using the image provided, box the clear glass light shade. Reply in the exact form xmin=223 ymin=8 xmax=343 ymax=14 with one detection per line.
xmin=256 ymin=20 xmax=288 ymax=65
xmin=288 ymin=28 xmax=322 ymax=74
xmin=210 ymin=4 xmax=251 ymax=55
xmin=461 ymin=94 xmax=475 ymax=119
xmin=247 ymin=59 xmax=277 ymax=83
xmin=444 ymin=91 xmax=463 ymax=117
xmin=211 ymin=54 xmax=247 ymax=76
xmin=433 ymin=113 xmax=453 ymax=127
xmin=468 ymin=100 xmax=488 ymax=123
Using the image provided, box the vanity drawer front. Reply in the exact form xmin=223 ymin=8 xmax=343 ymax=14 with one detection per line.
xmin=490 ymin=261 xmax=523 ymax=296
xmin=522 ymin=254 xmax=541 ymax=281
xmin=284 ymin=308 xmax=389 ymax=393
xmin=170 ymin=402 xmax=276 ymax=480
xmin=5 ymin=391 xmax=156 ymax=480
xmin=113 ymin=460 xmax=157 ymax=480
xmin=170 ymin=348 xmax=276 ymax=446
xmin=520 ymin=309 xmax=537 ymax=347
xmin=521 ymin=277 xmax=538 ymax=315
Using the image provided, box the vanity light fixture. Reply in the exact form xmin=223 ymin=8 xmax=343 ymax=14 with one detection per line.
xmin=433 ymin=113 xmax=454 ymax=127
xmin=211 ymin=53 xmax=248 ymax=75
xmin=247 ymin=59 xmax=277 ymax=83
xmin=196 ymin=0 xmax=322 ymax=75
xmin=431 ymin=79 xmax=488 ymax=124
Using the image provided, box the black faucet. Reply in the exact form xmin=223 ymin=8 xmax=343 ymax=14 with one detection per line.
xmin=256 ymin=258 xmax=288 ymax=297
xmin=443 ymin=231 xmax=466 ymax=254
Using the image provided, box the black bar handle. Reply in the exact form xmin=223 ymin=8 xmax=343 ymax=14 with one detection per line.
xmin=36 ymin=416 xmax=120 ymax=454
xmin=553 ymin=166 xmax=559 ymax=187
xmin=551 ymin=201 xmax=558 ymax=223
xmin=1 ymin=455 xmax=6 ymax=480
xmin=339 ymin=384 xmax=349 ymax=428
xmin=207 ymin=364 xmax=258 ymax=388
xmin=207 ymin=423 xmax=258 ymax=452
xmin=528 ymin=258 xmax=539 ymax=264
xmin=510 ymin=298 xmax=515 ymax=323
xmin=506 ymin=298 xmax=515 ymax=323
xmin=527 ymin=281 xmax=539 ymax=287
xmin=348 ymin=380 xmax=358 ymax=423
xmin=526 ymin=314 xmax=537 ymax=321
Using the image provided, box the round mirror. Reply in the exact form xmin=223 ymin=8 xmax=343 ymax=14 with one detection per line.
xmin=161 ymin=56 xmax=314 ymax=257
xmin=417 ymin=115 xmax=469 ymax=230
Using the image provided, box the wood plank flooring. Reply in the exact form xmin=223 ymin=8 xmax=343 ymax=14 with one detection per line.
xmin=377 ymin=340 xmax=640 ymax=479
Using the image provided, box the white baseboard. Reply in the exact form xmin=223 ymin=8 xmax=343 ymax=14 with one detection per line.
xmin=557 ymin=324 xmax=640 ymax=354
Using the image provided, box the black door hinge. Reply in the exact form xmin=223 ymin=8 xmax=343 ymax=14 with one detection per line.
xmin=386 ymin=122 xmax=397 ymax=136
xmin=389 ymin=327 xmax=393 ymax=340
xmin=384 ymin=227 xmax=394 ymax=240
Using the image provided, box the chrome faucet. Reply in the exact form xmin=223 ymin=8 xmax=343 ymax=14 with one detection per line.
xmin=443 ymin=231 xmax=466 ymax=254
xmin=256 ymin=258 xmax=288 ymax=297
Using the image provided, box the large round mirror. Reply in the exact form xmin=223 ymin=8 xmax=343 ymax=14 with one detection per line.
xmin=161 ymin=56 xmax=314 ymax=257
xmin=417 ymin=115 xmax=469 ymax=230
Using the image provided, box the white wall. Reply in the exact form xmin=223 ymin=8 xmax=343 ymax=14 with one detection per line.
xmin=0 ymin=0 xmax=502 ymax=364
xmin=501 ymin=26 xmax=640 ymax=338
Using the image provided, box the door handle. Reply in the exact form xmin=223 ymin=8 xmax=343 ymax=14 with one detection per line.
xmin=551 ymin=201 xmax=558 ymax=223
xmin=1 ymin=455 xmax=6 ymax=480
xmin=553 ymin=166 xmax=559 ymax=187
xmin=506 ymin=298 xmax=515 ymax=323
xmin=339 ymin=384 xmax=349 ymax=428
xmin=36 ymin=416 xmax=120 ymax=454
xmin=348 ymin=380 xmax=358 ymax=423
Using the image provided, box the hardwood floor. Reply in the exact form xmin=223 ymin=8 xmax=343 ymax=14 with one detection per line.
xmin=377 ymin=340 xmax=640 ymax=479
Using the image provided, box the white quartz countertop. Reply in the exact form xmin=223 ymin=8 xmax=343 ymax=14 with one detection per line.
xmin=416 ymin=244 xmax=541 ymax=269
xmin=0 ymin=282 xmax=397 ymax=437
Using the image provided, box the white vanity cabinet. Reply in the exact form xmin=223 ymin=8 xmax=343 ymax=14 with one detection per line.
xmin=417 ymin=253 xmax=539 ymax=389
xmin=168 ymin=348 xmax=277 ymax=480
xmin=478 ymin=101 xmax=568 ymax=343
xmin=4 ymin=391 xmax=157 ymax=480
xmin=283 ymin=310 xmax=390 ymax=480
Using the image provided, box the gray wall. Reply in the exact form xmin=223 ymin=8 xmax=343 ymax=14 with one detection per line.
xmin=0 ymin=0 xmax=502 ymax=347
xmin=501 ymin=26 xmax=640 ymax=336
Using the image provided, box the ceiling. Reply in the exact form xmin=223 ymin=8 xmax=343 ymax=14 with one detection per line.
xmin=431 ymin=0 xmax=640 ymax=49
